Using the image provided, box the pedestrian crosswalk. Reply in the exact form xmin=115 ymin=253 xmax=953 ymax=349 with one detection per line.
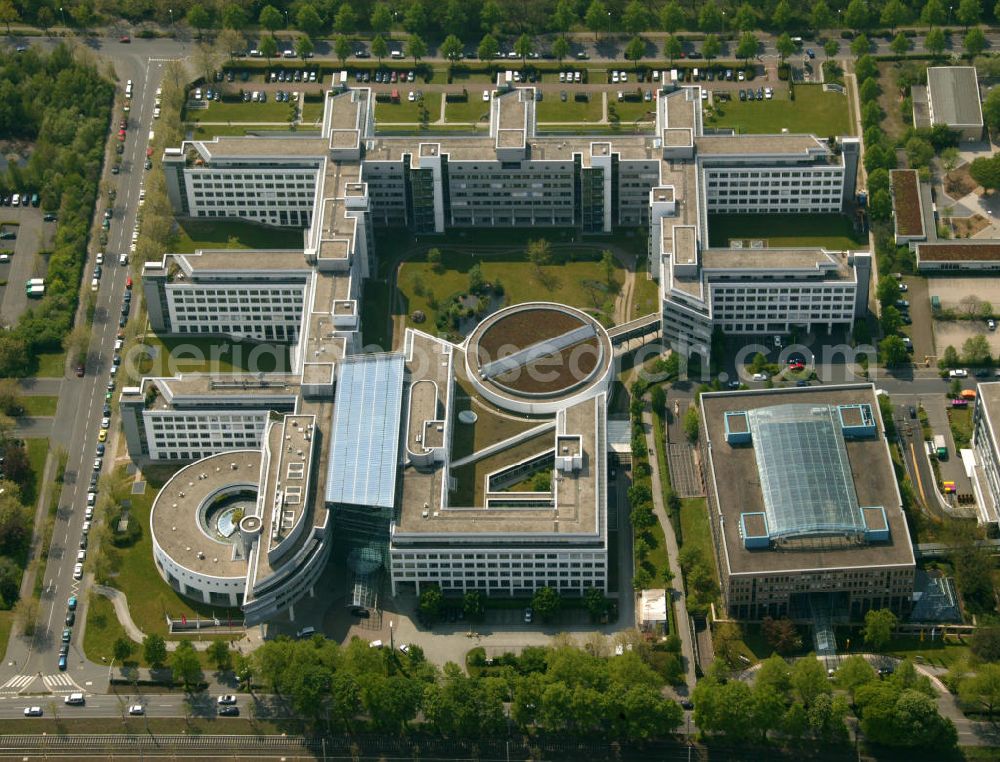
xmin=0 ymin=674 xmax=34 ymax=692
xmin=42 ymin=673 xmax=79 ymax=691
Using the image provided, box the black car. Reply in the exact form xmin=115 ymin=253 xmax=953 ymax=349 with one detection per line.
xmin=739 ymin=89 xmax=746 ymax=101
xmin=757 ymin=88 xmax=764 ymax=100
xmin=59 ymin=644 xmax=69 ymax=657
xmin=119 ymin=316 xmax=127 ymax=328
xmin=103 ymin=404 xmax=111 ymax=417
xmin=65 ymin=611 xmax=75 ymax=626
xmin=218 ymin=706 xmax=240 ymax=716
xmin=909 ymin=406 xmax=917 ymax=418
xmin=43 ymin=213 xmax=57 ymax=221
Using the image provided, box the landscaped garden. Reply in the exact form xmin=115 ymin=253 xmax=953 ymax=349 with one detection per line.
xmin=704 ymin=84 xmax=853 ymax=137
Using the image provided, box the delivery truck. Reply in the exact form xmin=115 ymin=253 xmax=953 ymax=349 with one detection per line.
xmin=933 ymin=434 xmax=947 ymax=459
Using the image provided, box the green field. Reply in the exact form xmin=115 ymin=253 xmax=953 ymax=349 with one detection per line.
xmin=129 ymin=335 xmax=290 ymax=378
xmin=185 ymin=99 xmax=297 ymax=124
xmin=707 ymin=213 xmax=868 ymax=250
xmin=610 ymin=99 xmax=656 ymax=124
xmin=34 ymin=351 xmax=65 ymax=378
xmin=537 ymin=94 xmax=603 ymax=122
xmin=20 ymin=396 xmax=57 ymax=416
xmin=300 ymin=100 xmax=325 ymax=124
xmin=704 ymin=84 xmax=853 ymax=136
xmin=171 ymin=219 xmax=304 ymax=253
xmin=374 ymin=92 xmax=442 ymax=123
xmin=395 ymin=246 xmax=625 ymax=335
xmin=679 ymin=497 xmax=720 ymax=591
xmin=445 ymin=97 xmax=492 ymax=124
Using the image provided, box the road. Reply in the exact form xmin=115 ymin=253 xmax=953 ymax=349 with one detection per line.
xmin=0 ymin=34 xmax=187 ymax=698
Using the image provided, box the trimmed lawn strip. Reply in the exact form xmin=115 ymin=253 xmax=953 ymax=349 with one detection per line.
xmin=679 ymin=496 xmax=720 ymax=591
xmin=704 ymin=84 xmax=853 ymax=136
xmin=610 ymin=100 xmax=656 ymax=124
xmin=184 ymin=99 xmax=297 ymax=124
xmin=24 ymin=437 xmax=49 ymax=507
xmin=131 ymin=335 xmax=290 ymax=377
xmin=537 ymin=95 xmax=603 ymax=122
xmin=632 ymin=271 xmax=660 ymax=318
xmin=20 ymin=396 xmax=58 ymax=416
xmin=444 ymin=97 xmax=492 ymax=124
xmin=189 ymin=124 xmax=305 ymax=140
xmin=374 ymin=92 xmax=442 ymax=123
xmin=34 ymin=351 xmax=66 ymax=378
xmin=171 ymin=219 xmax=304 ymax=253
xmin=707 ymin=213 xmax=867 ymax=250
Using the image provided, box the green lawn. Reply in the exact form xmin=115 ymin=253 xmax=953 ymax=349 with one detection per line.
xmin=632 ymin=271 xmax=660 ymax=319
xmin=834 ymin=629 xmax=971 ymax=669
xmin=679 ymin=497 xmax=720 ymax=591
xmin=300 ymin=100 xmax=325 ymax=125
xmin=707 ymin=213 xmax=868 ymax=250
xmin=185 ymin=99 xmax=297 ymax=124
xmin=91 ymin=467 xmax=243 ymax=644
xmin=34 ymin=351 xmax=65 ymax=378
xmin=442 ymin=66 xmax=495 ymax=84
xmin=189 ymin=124 xmax=301 ymax=139
xmin=445 ymin=97 xmax=492 ymax=124
xmin=396 ymin=246 xmax=626 ymax=335
xmin=23 ymin=437 xmax=49 ymax=507
xmin=949 ymin=407 xmax=973 ymax=450
xmin=609 ymin=100 xmax=656 ymax=124
xmin=20 ymin=396 xmax=57 ymax=416
xmin=171 ymin=219 xmax=304 ymax=253
xmin=130 ymin=335 xmax=290 ymax=378
xmin=704 ymin=84 xmax=853 ymax=136
xmin=537 ymin=95 xmax=603 ymax=123
xmin=374 ymin=92 xmax=442 ymax=123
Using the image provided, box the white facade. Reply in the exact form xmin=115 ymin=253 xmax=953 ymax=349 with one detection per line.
xmin=184 ymin=167 xmax=318 ymax=226
xmin=152 ymin=532 xmax=246 ymax=607
xmin=142 ymin=410 xmax=269 ymax=461
xmin=702 ymin=165 xmax=845 ymax=214
xmin=710 ymin=280 xmax=858 ymax=334
xmin=163 ymin=282 xmax=307 ymax=341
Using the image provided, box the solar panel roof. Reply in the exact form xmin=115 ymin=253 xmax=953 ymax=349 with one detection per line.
xmin=325 ymin=353 xmax=405 ymax=508
xmin=747 ymin=404 xmax=866 ymax=540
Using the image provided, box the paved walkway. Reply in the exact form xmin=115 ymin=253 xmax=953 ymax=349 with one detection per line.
xmin=641 ymin=402 xmax=696 ymax=694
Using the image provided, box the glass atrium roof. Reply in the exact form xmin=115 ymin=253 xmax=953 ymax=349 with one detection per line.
xmin=747 ymin=404 xmax=865 ymax=540
xmin=325 ymin=353 xmax=405 ymax=509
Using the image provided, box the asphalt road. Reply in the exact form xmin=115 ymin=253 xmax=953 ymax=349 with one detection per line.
xmin=0 ymin=35 xmax=183 ymax=698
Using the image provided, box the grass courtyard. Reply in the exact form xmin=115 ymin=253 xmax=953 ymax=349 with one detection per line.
xmin=445 ymin=97 xmax=492 ymax=124
xmin=130 ymin=335 xmax=291 ymax=378
xmin=185 ymin=99 xmax=296 ymax=124
xmin=537 ymin=95 xmax=603 ymax=123
xmin=171 ymin=219 xmax=304 ymax=253
xmin=707 ymin=213 xmax=868 ymax=250
xmin=374 ymin=93 xmax=442 ymax=123
xmin=704 ymin=84 xmax=854 ymax=137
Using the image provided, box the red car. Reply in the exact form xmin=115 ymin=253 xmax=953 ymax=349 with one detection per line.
xmin=119 ymin=36 xmax=130 ymax=43
xmin=146 ymin=147 xmax=153 ymax=158
xmin=126 ymin=276 xmax=133 ymax=290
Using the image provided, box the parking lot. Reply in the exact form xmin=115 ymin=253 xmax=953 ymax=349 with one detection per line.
xmin=0 ymin=204 xmax=54 ymax=327
xmin=927 ymin=275 xmax=1000 ymax=355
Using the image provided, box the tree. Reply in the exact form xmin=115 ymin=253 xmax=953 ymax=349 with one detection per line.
xmin=622 ymin=0 xmax=650 ymax=35
xmin=660 ymin=2 xmax=684 ymax=33
xmin=371 ymin=34 xmax=388 ymax=64
xmin=405 ymin=34 xmax=427 ymax=66
xmin=859 ymin=77 xmax=881 ymax=103
xmin=683 ymin=406 xmax=700 ymax=442
xmin=699 ymin=0 xmax=722 ymax=33
xmin=664 ymin=34 xmax=683 ymax=63
xmin=477 ymin=34 xmax=499 ymax=66
xmin=959 ymin=0 xmax=982 ymax=27
xmin=880 ymin=304 xmax=903 ymax=335
xmin=971 ymin=626 xmax=1000 ymax=661
xmin=296 ymin=35 xmax=315 ymax=62
xmin=463 ymin=589 xmax=486 ymax=620
xmin=171 ymin=640 xmax=202 ymax=690
xmin=970 ymin=154 xmax=1000 ymax=189
xmin=876 ymin=275 xmax=901 ymax=308
xmin=143 ymin=634 xmax=167 ymax=669
xmin=526 ymin=238 xmax=552 ymax=271
xmin=36 ymin=6 xmax=53 ymax=32
xmin=880 ymin=336 xmax=909 ymax=367
xmin=260 ymin=35 xmax=278 ymax=65
xmin=761 ymin=617 xmax=802 ymax=654
xmin=371 ymin=3 xmax=392 ymax=38
xmin=186 ymin=4 xmax=211 ymax=38
xmin=427 ymin=248 xmax=443 ymax=272
xmin=624 ymin=36 xmax=645 ymax=68
xmin=259 ymin=5 xmax=283 ymax=35
xmin=906 ymin=136 xmax=934 ymax=167
xmin=790 ymin=654 xmax=832 ymax=707
xmin=925 ymin=27 xmax=947 ymax=56
xmin=552 ymin=0 xmax=577 ymax=33
xmin=965 ymin=27 xmax=987 ymax=57
xmin=922 ymin=0 xmax=947 ymax=27
xmin=881 ymin=0 xmax=907 ymax=33
xmin=217 ymin=28 xmax=246 ymax=62
xmin=811 ymin=0 xmax=834 ymax=32
xmin=441 ymin=34 xmax=464 ymax=62
xmin=221 ymin=5 xmax=247 ymax=30
xmin=480 ymin=0 xmax=503 ymax=34
xmin=0 ymin=0 xmax=19 ymax=34
xmin=836 ymin=655 xmax=877 ymax=699
xmin=514 ymin=34 xmax=534 ymax=65
xmin=552 ymin=36 xmax=570 ymax=65
xmin=856 ymin=55 xmax=878 ymax=84
xmin=736 ymin=32 xmax=759 ymax=65
xmin=585 ymin=0 xmax=609 ymax=39
xmin=856 ymin=683 xmax=957 ymax=749
xmin=702 ymin=34 xmax=721 ymax=61
xmin=890 ymin=32 xmax=911 ymax=55
xmin=961 ymin=664 xmax=1000 ymax=718
xmin=532 ymin=586 xmax=561 ymax=621
xmin=403 ymin=2 xmax=428 ymax=35
xmin=863 ymin=608 xmax=897 ymax=651
xmin=844 ymin=0 xmax=870 ymax=31
xmin=468 ymin=263 xmax=485 ymax=293
xmin=330 ymin=36 xmax=351 ymax=67
xmin=771 ymin=0 xmax=794 ymax=31
xmin=296 ymin=5 xmax=323 ymax=37
xmin=335 ymin=4 xmax=357 ymax=35
xmin=445 ymin=0 xmax=470 ymax=36
xmin=113 ymin=636 xmax=134 ymax=663
xmin=963 ymin=334 xmax=993 ymax=366
xmin=851 ymin=33 xmax=871 ymax=57
xmin=775 ymin=33 xmax=795 ymax=63
xmin=207 ymin=639 xmax=232 ymax=671
xmin=419 ymin=586 xmax=444 ymax=623
xmin=733 ymin=2 xmax=757 ymax=32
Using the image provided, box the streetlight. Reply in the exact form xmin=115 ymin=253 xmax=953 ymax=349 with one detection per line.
xmin=168 ymin=8 xmax=173 ymax=25
xmin=607 ymin=10 xmax=611 ymax=41
xmin=721 ymin=9 xmax=726 ymax=35
xmin=949 ymin=5 xmax=953 ymax=25
xmin=59 ymin=6 xmax=65 ymax=27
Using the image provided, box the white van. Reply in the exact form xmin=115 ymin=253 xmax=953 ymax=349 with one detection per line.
xmin=91 ymin=278 xmax=99 ymax=292
xmin=390 ymin=50 xmax=404 ymax=59
xmin=119 ymin=253 xmax=128 ymax=266
xmin=10 ymin=194 xmax=18 ymax=206
xmin=64 ymin=693 xmax=85 ymax=705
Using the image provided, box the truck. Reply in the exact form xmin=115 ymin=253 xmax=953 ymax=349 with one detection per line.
xmin=26 ymin=284 xmax=44 ymax=298
xmin=933 ymin=435 xmax=947 ymax=459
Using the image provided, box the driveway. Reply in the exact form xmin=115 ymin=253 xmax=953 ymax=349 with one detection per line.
xmin=901 ymin=275 xmax=935 ymax=362
xmin=0 ymin=206 xmax=52 ymax=327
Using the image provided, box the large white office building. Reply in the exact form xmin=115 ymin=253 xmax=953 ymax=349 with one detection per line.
xmin=132 ymin=79 xmax=867 ymax=624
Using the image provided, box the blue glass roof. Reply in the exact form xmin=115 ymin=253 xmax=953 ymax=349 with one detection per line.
xmin=747 ymin=404 xmax=866 ymax=540
xmin=325 ymin=353 xmax=405 ymax=509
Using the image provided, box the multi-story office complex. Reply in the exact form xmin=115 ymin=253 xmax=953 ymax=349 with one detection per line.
xmin=135 ymin=79 xmax=868 ymax=625
xmin=699 ymin=385 xmax=915 ymax=621
xmin=969 ymin=382 xmax=1000 ymax=527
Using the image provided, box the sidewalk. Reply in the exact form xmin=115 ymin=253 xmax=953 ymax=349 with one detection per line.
xmin=641 ymin=401 xmax=697 ymax=693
